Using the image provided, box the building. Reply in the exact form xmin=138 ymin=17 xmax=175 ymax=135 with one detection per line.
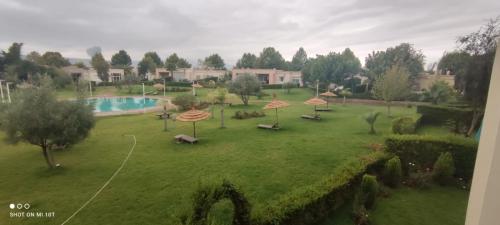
xmin=414 ymin=73 xmax=455 ymax=91
xmin=147 ymin=68 xmax=227 ymax=82
xmin=231 ymin=68 xmax=303 ymax=86
xmin=62 ymin=65 xmax=102 ymax=83
xmin=62 ymin=66 xmax=126 ymax=83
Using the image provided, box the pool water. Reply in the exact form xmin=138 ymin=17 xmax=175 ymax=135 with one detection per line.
xmin=86 ymin=97 xmax=158 ymax=112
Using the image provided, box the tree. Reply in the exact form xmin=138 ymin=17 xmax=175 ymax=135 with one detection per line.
xmin=138 ymin=55 xmax=157 ymax=76
xmin=290 ymin=47 xmax=307 ymax=71
xmin=1 ymin=80 xmax=95 ymax=168
xmin=365 ymin=43 xmax=424 ymax=83
xmin=144 ymin=52 xmax=163 ymax=67
xmin=438 ymin=51 xmax=472 ymax=91
xmin=41 ymin=52 xmax=71 ymax=68
xmin=363 ymin=111 xmax=381 ymax=134
xmin=91 ymin=53 xmax=110 ymax=82
xmin=423 ymin=80 xmax=454 ymax=104
xmin=209 ymin=87 xmax=229 ymax=128
xmin=301 ymin=49 xmax=361 ymax=84
xmin=204 ymin=54 xmax=225 ymax=69
xmin=339 ymin=88 xmax=352 ymax=105
xmin=456 ymin=17 xmax=499 ymax=136
xmin=3 ymin=42 xmax=23 ymax=66
xmin=229 ymin=74 xmax=261 ymax=105
xmin=236 ymin=53 xmax=257 ymax=68
xmin=255 ymin=47 xmax=285 ymax=69
xmin=26 ymin=51 xmax=43 ymax=64
xmin=165 ymin=53 xmax=180 ymax=73
xmin=110 ymin=50 xmax=132 ymax=66
xmin=372 ymin=65 xmax=410 ymax=116
xmin=177 ymin=58 xmax=192 ymax=68
xmin=86 ymin=46 xmax=102 ymax=58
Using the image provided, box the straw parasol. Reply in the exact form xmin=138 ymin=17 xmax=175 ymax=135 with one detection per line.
xmin=320 ymin=91 xmax=337 ymax=109
xmin=304 ymin=97 xmax=327 ymax=116
xmin=177 ymin=108 xmax=210 ymax=138
xmin=263 ymin=97 xmax=290 ymax=126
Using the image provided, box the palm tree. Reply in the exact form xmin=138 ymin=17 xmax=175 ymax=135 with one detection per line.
xmin=364 ymin=111 xmax=381 ymax=134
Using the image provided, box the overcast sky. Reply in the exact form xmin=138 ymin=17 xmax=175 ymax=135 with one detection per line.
xmin=1 ymin=0 xmax=499 ymax=67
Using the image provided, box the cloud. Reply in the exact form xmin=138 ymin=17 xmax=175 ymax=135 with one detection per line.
xmin=1 ymin=0 xmax=499 ymax=66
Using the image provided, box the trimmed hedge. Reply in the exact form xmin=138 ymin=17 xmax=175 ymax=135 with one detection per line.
xmin=252 ymin=152 xmax=391 ymax=225
xmin=385 ymin=135 xmax=478 ymax=180
xmin=262 ymin=84 xmax=285 ymax=89
xmin=416 ymin=105 xmax=473 ymax=132
xmin=392 ymin=117 xmax=417 ymax=134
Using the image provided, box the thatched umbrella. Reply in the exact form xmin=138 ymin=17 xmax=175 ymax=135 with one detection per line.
xmin=192 ymin=83 xmax=203 ymax=96
xmin=319 ymin=91 xmax=337 ymax=109
xmin=263 ymin=98 xmax=290 ymax=126
xmin=176 ymin=108 xmax=210 ymax=138
xmin=304 ymin=97 xmax=327 ymax=117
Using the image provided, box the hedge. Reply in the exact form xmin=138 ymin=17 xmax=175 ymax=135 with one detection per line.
xmin=392 ymin=114 xmax=422 ymax=134
xmin=385 ymin=135 xmax=478 ymax=180
xmin=416 ymin=105 xmax=473 ymax=128
xmin=262 ymin=84 xmax=285 ymax=89
xmin=251 ymin=152 xmax=391 ymax=225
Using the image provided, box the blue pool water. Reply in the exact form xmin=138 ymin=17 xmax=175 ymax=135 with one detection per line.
xmin=86 ymin=97 xmax=158 ymax=112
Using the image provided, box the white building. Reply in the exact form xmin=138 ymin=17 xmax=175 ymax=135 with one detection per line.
xmin=62 ymin=66 xmax=125 ymax=83
xmin=231 ymin=68 xmax=303 ymax=86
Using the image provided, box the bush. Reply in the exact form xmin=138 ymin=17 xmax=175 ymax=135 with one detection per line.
xmin=167 ymin=87 xmax=191 ymax=92
xmin=407 ymin=170 xmax=432 ymax=189
xmin=172 ymin=94 xmax=198 ymax=111
xmin=232 ymin=111 xmax=265 ymax=119
xmin=383 ymin=156 xmax=402 ymax=188
xmin=432 ymin=152 xmax=456 ymax=185
xmin=53 ymin=74 xmax=73 ymax=89
xmin=385 ymin=135 xmax=477 ymax=180
xmin=166 ymin=81 xmax=196 ymax=87
xmin=262 ymin=84 xmax=285 ymax=89
xmin=182 ymin=180 xmax=251 ymax=225
xmin=392 ymin=116 xmax=418 ymax=134
xmin=252 ymin=152 xmax=390 ymax=225
xmin=417 ymin=104 xmax=473 ymax=133
xmin=359 ymin=175 xmax=378 ymax=209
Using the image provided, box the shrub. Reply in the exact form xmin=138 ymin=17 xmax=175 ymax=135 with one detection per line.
xmin=262 ymin=84 xmax=285 ymax=89
xmin=432 ymin=152 xmax=456 ymax=185
xmin=407 ymin=170 xmax=432 ymax=189
xmin=183 ymin=180 xmax=251 ymax=225
xmin=359 ymin=175 xmax=378 ymax=209
xmin=252 ymin=152 xmax=390 ymax=225
xmin=392 ymin=116 xmax=418 ymax=134
xmin=363 ymin=111 xmax=381 ymax=134
xmin=385 ymin=135 xmax=477 ymax=180
xmin=232 ymin=111 xmax=265 ymax=119
xmin=417 ymin=104 xmax=473 ymax=133
xmin=383 ymin=156 xmax=402 ymax=188
xmin=173 ymin=94 xmax=198 ymax=111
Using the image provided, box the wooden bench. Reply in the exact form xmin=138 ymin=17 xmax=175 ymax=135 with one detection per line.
xmin=258 ymin=123 xmax=280 ymax=130
xmin=301 ymin=114 xmax=321 ymax=120
xmin=175 ymin=134 xmax=198 ymax=144
xmin=156 ymin=113 xmax=170 ymax=119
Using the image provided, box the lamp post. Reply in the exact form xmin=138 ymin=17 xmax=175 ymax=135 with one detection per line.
xmin=163 ymin=78 xmax=166 ymax=97
xmin=89 ymin=81 xmax=93 ymax=97
xmin=142 ymin=83 xmax=145 ymax=113
xmin=316 ymin=79 xmax=319 ymax=97
xmin=6 ymin=82 xmax=11 ymax=103
xmin=0 ymin=80 xmax=4 ymax=103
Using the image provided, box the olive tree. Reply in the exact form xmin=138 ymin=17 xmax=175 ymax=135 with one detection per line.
xmin=229 ymin=74 xmax=261 ymax=105
xmin=1 ymin=81 xmax=95 ymax=168
xmin=372 ymin=65 xmax=410 ymax=116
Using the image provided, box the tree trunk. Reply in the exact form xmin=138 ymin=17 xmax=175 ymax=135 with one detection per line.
xmin=467 ymin=110 xmax=482 ymax=137
xmin=343 ymin=96 xmax=346 ymax=105
xmin=370 ymin=124 xmax=376 ymax=134
xmin=220 ymin=106 xmax=225 ymax=128
xmin=42 ymin=145 xmax=54 ymax=168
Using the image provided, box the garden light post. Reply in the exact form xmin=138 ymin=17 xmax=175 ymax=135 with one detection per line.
xmin=6 ymin=82 xmax=11 ymax=103
xmin=316 ymin=79 xmax=319 ymax=97
xmin=0 ymin=80 xmax=4 ymax=103
xmin=89 ymin=81 xmax=93 ymax=97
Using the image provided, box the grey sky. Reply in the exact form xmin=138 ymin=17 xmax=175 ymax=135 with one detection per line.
xmin=1 ymin=0 xmax=499 ymax=67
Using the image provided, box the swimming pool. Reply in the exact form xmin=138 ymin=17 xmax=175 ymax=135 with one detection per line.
xmin=86 ymin=97 xmax=159 ymax=113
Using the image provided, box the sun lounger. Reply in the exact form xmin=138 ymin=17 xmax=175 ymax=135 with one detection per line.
xmin=315 ymin=108 xmax=332 ymax=112
xmin=175 ymin=134 xmax=198 ymax=144
xmin=258 ymin=123 xmax=280 ymax=130
xmin=156 ymin=113 xmax=170 ymax=119
xmin=301 ymin=114 xmax=321 ymax=120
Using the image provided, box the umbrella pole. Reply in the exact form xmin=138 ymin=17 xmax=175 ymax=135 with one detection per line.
xmin=314 ymin=106 xmax=317 ymax=117
xmin=193 ymin=122 xmax=196 ymax=138
xmin=275 ymin=108 xmax=279 ymax=126
xmin=326 ymin=98 xmax=329 ymax=109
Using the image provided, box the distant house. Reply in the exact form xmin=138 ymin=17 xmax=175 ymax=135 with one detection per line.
xmin=231 ymin=68 xmax=303 ymax=86
xmin=62 ymin=65 xmax=102 ymax=83
xmin=108 ymin=68 xmax=125 ymax=82
xmin=414 ymin=72 xmax=455 ymax=91
xmin=147 ymin=68 xmax=226 ymax=82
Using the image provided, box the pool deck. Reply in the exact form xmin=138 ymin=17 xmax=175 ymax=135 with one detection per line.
xmin=92 ymin=96 xmax=177 ymax=117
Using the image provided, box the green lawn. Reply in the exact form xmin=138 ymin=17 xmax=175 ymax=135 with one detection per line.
xmin=1 ymin=88 xmax=434 ymax=225
xmin=320 ymin=186 xmax=469 ymax=225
